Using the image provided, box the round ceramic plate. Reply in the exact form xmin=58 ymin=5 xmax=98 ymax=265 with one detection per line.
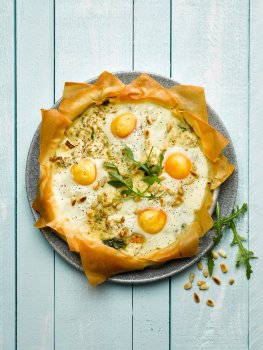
xmin=26 ymin=71 xmax=238 ymax=284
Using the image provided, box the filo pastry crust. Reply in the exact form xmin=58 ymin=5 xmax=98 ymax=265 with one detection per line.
xmin=33 ymin=72 xmax=234 ymax=286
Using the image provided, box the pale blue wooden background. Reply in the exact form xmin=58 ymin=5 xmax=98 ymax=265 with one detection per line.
xmin=1 ymin=0 xmax=262 ymax=349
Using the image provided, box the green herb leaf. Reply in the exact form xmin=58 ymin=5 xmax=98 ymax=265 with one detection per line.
xmin=121 ymin=189 xmax=133 ymax=196
xmin=206 ymin=202 xmax=251 ymax=277
xmin=103 ymin=162 xmax=120 ymax=173
xmin=108 ymin=171 xmax=127 ymax=185
xmin=229 ymin=219 xmax=257 ymax=280
xmin=125 ymin=177 xmax=133 ymax=188
xmin=107 ymin=180 xmax=124 ymax=188
xmin=105 ymin=150 xmax=165 ymax=200
xmin=143 ymin=174 xmax=160 ymax=185
xmin=124 ymin=146 xmax=164 ymax=185
xmin=103 ymin=237 xmax=127 ymax=250
xmin=207 ymin=251 xmax=215 ymax=276
xmin=206 ymin=202 xmax=256 ymax=279
xmin=124 ymin=145 xmax=135 ymax=161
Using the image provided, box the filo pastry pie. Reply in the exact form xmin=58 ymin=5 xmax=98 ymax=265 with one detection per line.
xmin=33 ymin=72 xmax=234 ymax=286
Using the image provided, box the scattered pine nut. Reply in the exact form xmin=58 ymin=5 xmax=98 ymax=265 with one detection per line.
xmin=160 ymin=197 xmax=166 ymax=207
xmin=116 ymin=202 xmax=123 ymax=211
xmin=71 ymin=196 xmax=77 ymax=206
xmin=93 ymin=181 xmax=100 ymax=190
xmin=100 ymin=177 xmax=107 ymax=188
xmin=184 ymin=282 xmax=192 ymax=290
xmin=206 ymin=299 xmax=214 ymax=307
xmin=151 ymin=114 xmax=157 ymax=122
xmin=220 ymin=262 xmax=228 ymax=273
xmin=218 ymin=249 xmax=227 ymax=258
xmin=166 ymin=123 xmax=173 ymax=133
xmin=194 ymin=292 xmax=200 ymax=303
xmin=189 ymin=272 xmax=195 ymax=283
xmin=211 ymin=250 xmax=219 ymax=259
xmin=199 ymin=283 xmax=209 ymax=291
xmin=212 ymin=276 xmax=221 ymax=285
xmin=78 ymin=196 xmax=87 ymax=203
xmin=203 ymin=269 xmax=209 ymax=278
xmin=197 ymin=280 xmax=205 ymax=286
xmin=86 ymin=210 xmax=94 ymax=218
xmin=146 ymin=116 xmax=152 ymax=125
xmin=166 ymin=188 xmax=175 ymax=195
xmin=91 ymin=202 xmax=98 ymax=210
xmin=144 ymin=129 xmax=150 ymax=138
xmin=177 ymin=186 xmax=184 ymax=196
xmin=197 ymin=262 xmax=203 ymax=271
xmin=229 ymin=278 xmax=235 ymax=285
xmin=159 ymin=185 xmax=165 ymax=192
xmin=145 ymin=139 xmax=151 ymax=149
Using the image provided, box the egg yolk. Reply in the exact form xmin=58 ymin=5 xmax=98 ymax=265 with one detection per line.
xmin=111 ymin=112 xmax=137 ymax=138
xmin=138 ymin=208 xmax=167 ymax=234
xmin=70 ymin=160 xmax=97 ymax=185
xmin=165 ymin=152 xmax=191 ymax=180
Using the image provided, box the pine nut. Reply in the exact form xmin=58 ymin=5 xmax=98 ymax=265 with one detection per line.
xmin=211 ymin=250 xmax=219 ymax=259
xmin=189 ymin=272 xmax=195 ymax=283
xmin=197 ymin=280 xmax=205 ymax=286
xmin=218 ymin=249 xmax=227 ymax=258
xmin=184 ymin=282 xmax=192 ymax=290
xmin=194 ymin=292 xmax=200 ymax=303
xmin=206 ymin=299 xmax=214 ymax=307
xmin=229 ymin=278 xmax=235 ymax=285
xmin=220 ymin=263 xmax=228 ymax=273
xmin=197 ymin=262 xmax=203 ymax=271
xmin=203 ymin=269 xmax=209 ymax=278
xmin=199 ymin=283 xmax=209 ymax=291
xmin=212 ymin=276 xmax=221 ymax=285
xmin=144 ymin=129 xmax=150 ymax=138
xmin=93 ymin=181 xmax=100 ymax=190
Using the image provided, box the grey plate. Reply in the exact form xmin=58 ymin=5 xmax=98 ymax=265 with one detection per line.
xmin=26 ymin=71 xmax=238 ymax=284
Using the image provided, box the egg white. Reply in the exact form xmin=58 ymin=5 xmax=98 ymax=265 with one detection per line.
xmin=52 ymin=102 xmax=210 ymax=255
xmin=52 ymin=158 xmax=108 ymax=234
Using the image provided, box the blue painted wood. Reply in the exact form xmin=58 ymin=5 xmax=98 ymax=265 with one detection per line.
xmin=2 ymin=0 xmax=263 ymax=348
xmin=170 ymin=1 xmax=249 ymax=349
xmin=54 ymin=1 xmax=133 ymax=349
xmin=249 ymin=1 xmax=263 ymax=349
xmin=132 ymin=1 xmax=170 ymax=349
xmin=16 ymin=0 xmax=55 ymax=348
xmin=0 ymin=1 xmax=16 ymax=349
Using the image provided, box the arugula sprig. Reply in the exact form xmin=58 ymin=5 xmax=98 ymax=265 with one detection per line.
xmin=230 ymin=219 xmax=257 ymax=279
xmin=124 ymin=145 xmax=164 ymax=186
xmin=104 ymin=159 xmax=164 ymax=200
xmin=206 ymin=202 xmax=256 ymax=279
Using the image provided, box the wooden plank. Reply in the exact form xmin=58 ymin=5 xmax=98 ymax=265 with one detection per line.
xmin=171 ymin=1 xmax=249 ymax=349
xmin=132 ymin=1 xmax=170 ymax=349
xmin=0 ymin=1 xmax=16 ymax=349
xmin=16 ymin=0 xmax=55 ymax=348
xmin=54 ymin=1 xmax=133 ymax=349
xmin=249 ymin=1 xmax=263 ymax=349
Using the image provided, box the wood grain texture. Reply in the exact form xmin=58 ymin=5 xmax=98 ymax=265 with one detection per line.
xmin=170 ymin=1 xmax=249 ymax=349
xmin=2 ymin=0 xmax=263 ymax=348
xmin=54 ymin=1 xmax=133 ymax=349
xmin=249 ymin=1 xmax=263 ymax=349
xmin=16 ymin=0 xmax=55 ymax=348
xmin=0 ymin=1 xmax=16 ymax=349
xmin=132 ymin=1 xmax=170 ymax=349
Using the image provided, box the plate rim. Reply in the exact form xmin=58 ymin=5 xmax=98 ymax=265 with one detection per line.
xmin=26 ymin=71 xmax=238 ymax=284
